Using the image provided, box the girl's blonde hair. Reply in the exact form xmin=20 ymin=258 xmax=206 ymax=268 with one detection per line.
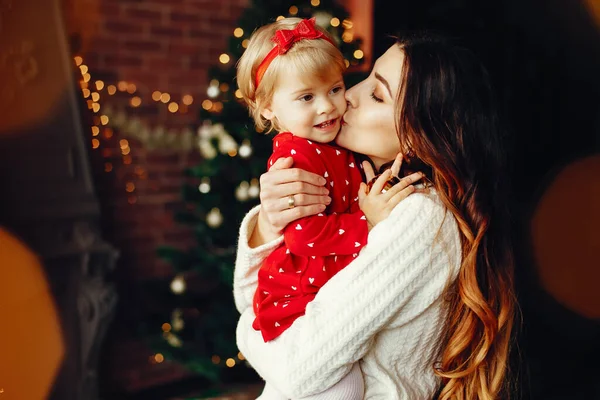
xmin=236 ymin=17 xmax=346 ymax=133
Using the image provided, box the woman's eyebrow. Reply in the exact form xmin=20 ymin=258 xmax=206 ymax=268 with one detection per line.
xmin=375 ymin=72 xmax=392 ymax=98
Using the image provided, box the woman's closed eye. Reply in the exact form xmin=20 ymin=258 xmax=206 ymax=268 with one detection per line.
xmin=370 ymin=92 xmax=383 ymax=103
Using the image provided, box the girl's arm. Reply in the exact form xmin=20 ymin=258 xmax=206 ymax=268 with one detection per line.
xmin=235 ymin=192 xmax=462 ymax=398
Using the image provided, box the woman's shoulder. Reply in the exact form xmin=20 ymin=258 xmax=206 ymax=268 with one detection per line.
xmin=389 ymin=189 xmax=450 ymax=223
xmin=373 ymin=189 xmax=460 ymax=253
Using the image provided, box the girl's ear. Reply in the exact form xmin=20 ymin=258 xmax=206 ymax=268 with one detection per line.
xmin=261 ymin=106 xmax=275 ymax=120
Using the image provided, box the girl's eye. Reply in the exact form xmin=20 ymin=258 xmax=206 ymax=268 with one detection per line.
xmin=299 ymin=94 xmax=313 ymax=102
xmin=370 ymin=92 xmax=383 ymax=103
xmin=331 ymin=85 xmax=344 ymax=94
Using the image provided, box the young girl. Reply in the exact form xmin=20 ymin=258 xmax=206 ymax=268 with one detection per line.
xmin=236 ymin=17 xmax=376 ymax=399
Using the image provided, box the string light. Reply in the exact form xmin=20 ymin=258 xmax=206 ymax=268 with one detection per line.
xmin=125 ymin=182 xmax=135 ymax=193
xmin=289 ymin=5 xmax=298 ymax=15
xmin=202 ymin=100 xmax=213 ymax=110
xmin=198 ymin=177 xmax=211 ymax=193
xmin=219 ymin=54 xmax=230 ymax=64
xmin=235 ymin=181 xmax=249 ymax=201
xmin=170 ymin=274 xmax=186 ymax=294
xmin=95 ymin=80 xmax=105 ymax=90
xmin=107 ymin=85 xmax=117 ymax=95
xmin=242 ymin=39 xmax=249 ymax=48
xmin=238 ymin=139 xmax=252 ymax=158
xmin=168 ymin=102 xmax=179 ymax=113
xmin=160 ymin=93 xmax=170 ymax=103
xmin=233 ymin=27 xmax=244 ymax=37
xmin=206 ymin=208 xmax=223 ymax=228
xmin=311 ymin=0 xmax=320 ymax=6
xmin=182 ymin=94 xmax=194 ymax=105
xmin=152 ymin=91 xmax=162 ymax=101
xmin=276 ymin=15 xmax=285 ymax=21
xmin=330 ymin=17 xmax=340 ymax=27
xmin=207 ymin=85 xmax=220 ymax=98
xmin=130 ymin=96 xmax=142 ymax=107
xmin=353 ymin=50 xmax=364 ymax=59
xmin=248 ymin=178 xmax=260 ymax=198
xmin=235 ymin=89 xmax=243 ymax=99
xmin=126 ymin=83 xmax=137 ymax=94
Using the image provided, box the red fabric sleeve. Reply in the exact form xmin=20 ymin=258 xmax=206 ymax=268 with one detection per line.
xmin=270 ymin=139 xmax=369 ymax=257
xmin=285 ymin=211 xmax=368 ymax=256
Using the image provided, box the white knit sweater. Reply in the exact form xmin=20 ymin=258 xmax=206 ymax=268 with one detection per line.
xmin=234 ymin=191 xmax=462 ymax=399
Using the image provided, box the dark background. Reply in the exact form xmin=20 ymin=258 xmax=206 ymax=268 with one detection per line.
xmin=374 ymin=1 xmax=600 ymax=399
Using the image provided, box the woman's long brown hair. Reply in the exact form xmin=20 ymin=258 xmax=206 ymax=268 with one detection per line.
xmin=395 ymin=33 xmax=518 ymax=399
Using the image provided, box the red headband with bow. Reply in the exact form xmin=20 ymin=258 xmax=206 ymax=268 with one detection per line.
xmin=254 ymin=18 xmax=335 ymax=88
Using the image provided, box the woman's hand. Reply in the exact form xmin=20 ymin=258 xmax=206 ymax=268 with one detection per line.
xmin=249 ymin=157 xmax=331 ymax=247
xmin=358 ymin=153 xmax=423 ymax=230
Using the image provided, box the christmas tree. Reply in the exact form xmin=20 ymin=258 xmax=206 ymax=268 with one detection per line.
xmin=148 ymin=0 xmax=367 ymax=390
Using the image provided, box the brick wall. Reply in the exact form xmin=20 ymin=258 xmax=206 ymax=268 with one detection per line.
xmin=62 ymin=0 xmax=249 ymax=282
xmin=61 ymin=0 xmax=249 ymax=392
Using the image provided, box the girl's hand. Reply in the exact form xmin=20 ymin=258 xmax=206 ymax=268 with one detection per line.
xmin=358 ymin=153 xmax=423 ymax=230
xmin=256 ymin=157 xmax=331 ymax=238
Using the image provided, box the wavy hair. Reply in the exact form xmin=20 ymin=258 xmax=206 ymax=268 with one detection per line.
xmin=394 ymin=33 xmax=518 ymax=399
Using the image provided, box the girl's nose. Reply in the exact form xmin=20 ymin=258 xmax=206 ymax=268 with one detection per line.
xmin=318 ymin=98 xmax=335 ymax=114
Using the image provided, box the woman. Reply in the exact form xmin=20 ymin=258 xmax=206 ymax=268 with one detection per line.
xmin=234 ymin=32 xmax=517 ymax=400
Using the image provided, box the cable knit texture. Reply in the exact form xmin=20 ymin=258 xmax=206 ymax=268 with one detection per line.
xmin=234 ymin=191 xmax=462 ymax=399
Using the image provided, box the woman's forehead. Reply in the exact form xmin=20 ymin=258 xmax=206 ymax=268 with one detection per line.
xmin=373 ymin=45 xmax=404 ymax=94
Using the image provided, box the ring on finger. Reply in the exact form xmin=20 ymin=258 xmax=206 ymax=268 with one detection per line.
xmin=288 ymin=195 xmax=296 ymax=209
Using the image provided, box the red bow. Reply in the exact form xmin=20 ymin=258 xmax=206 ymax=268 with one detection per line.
xmin=272 ymin=17 xmax=324 ymax=55
xmin=254 ymin=18 xmax=335 ymax=88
